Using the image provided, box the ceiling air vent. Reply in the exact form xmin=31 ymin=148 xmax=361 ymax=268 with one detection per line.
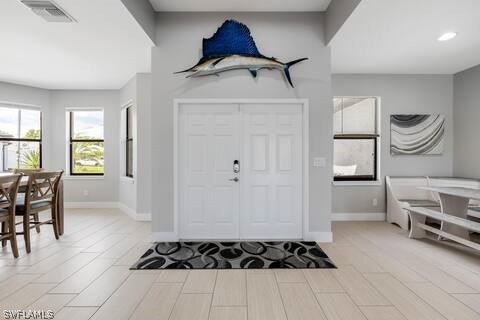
xmin=20 ymin=0 xmax=76 ymax=22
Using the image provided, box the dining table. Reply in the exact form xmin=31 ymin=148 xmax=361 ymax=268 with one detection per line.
xmin=419 ymin=186 xmax=480 ymax=240
xmin=0 ymin=172 xmax=64 ymax=235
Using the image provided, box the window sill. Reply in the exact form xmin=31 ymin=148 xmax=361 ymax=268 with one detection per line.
xmin=120 ymin=176 xmax=135 ymax=184
xmin=333 ymin=180 xmax=383 ymax=187
xmin=64 ymin=176 xmax=105 ymax=180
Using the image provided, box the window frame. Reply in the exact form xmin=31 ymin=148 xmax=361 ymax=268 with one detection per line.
xmin=0 ymin=105 xmax=42 ymax=171
xmin=333 ymin=134 xmax=378 ymax=182
xmin=333 ymin=97 xmax=380 ymax=183
xmin=125 ymin=106 xmax=134 ymax=178
xmin=68 ymin=110 xmax=104 ymax=176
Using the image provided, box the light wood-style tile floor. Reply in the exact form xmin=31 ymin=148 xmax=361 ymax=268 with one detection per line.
xmin=1 ymin=208 xmax=480 ymax=320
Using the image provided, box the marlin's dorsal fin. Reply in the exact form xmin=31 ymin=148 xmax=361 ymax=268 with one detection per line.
xmin=202 ymin=20 xmax=263 ymax=59
xmin=249 ymin=69 xmax=258 ymax=78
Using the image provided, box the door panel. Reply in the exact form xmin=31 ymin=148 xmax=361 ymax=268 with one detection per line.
xmin=251 ymin=185 xmax=269 ymax=223
xmin=251 ymin=135 xmax=269 ymax=171
xmin=186 ymin=186 xmax=206 ymax=224
xmin=179 ymin=105 xmax=240 ymax=239
xmin=187 ymin=135 xmax=207 ymax=172
xmin=277 ymin=135 xmax=293 ymax=171
xmin=240 ymin=105 xmax=303 ymax=239
xmin=277 ymin=186 xmax=294 ymax=222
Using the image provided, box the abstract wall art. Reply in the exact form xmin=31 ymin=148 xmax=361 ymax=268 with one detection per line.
xmin=175 ymin=19 xmax=308 ymax=87
xmin=390 ymin=114 xmax=445 ymax=155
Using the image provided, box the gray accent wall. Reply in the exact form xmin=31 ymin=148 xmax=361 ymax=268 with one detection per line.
xmin=0 ymin=82 xmax=123 ymax=204
xmin=50 ymin=90 xmax=120 ymax=203
xmin=0 ymin=82 xmax=52 ymax=167
xmin=453 ymin=65 xmax=480 ymax=179
xmin=135 ymin=74 xmax=152 ymax=215
xmin=332 ymin=74 xmax=454 ymax=214
xmin=324 ymin=0 xmax=362 ymax=45
xmin=120 ymin=0 xmax=156 ymax=45
xmin=119 ymin=76 xmax=137 ymax=211
xmin=118 ymin=73 xmax=152 ymax=215
xmin=150 ymin=12 xmax=333 ymax=234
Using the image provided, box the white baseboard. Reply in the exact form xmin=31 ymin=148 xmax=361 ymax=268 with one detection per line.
xmin=118 ymin=203 xmax=152 ymax=221
xmin=136 ymin=213 xmax=152 ymax=221
xmin=65 ymin=202 xmax=119 ymax=209
xmin=65 ymin=201 xmax=151 ymax=222
xmin=332 ymin=212 xmax=386 ymax=221
xmin=117 ymin=202 xmax=136 ymax=219
xmin=152 ymin=232 xmax=178 ymax=242
xmin=304 ymin=232 xmax=333 ymax=243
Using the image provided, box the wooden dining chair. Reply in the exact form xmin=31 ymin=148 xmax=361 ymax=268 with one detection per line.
xmin=14 ymin=168 xmax=44 ymax=233
xmin=15 ymin=171 xmax=63 ymax=253
xmin=0 ymin=174 xmax=22 ymax=258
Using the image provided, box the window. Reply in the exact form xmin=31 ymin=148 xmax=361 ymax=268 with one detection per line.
xmin=0 ymin=105 xmax=42 ymax=172
xmin=68 ymin=110 xmax=104 ymax=175
xmin=125 ymin=106 xmax=134 ymax=178
xmin=333 ymin=97 xmax=379 ymax=181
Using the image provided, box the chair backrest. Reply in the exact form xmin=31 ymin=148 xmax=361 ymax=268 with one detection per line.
xmin=0 ymin=174 xmax=22 ymax=211
xmin=14 ymin=168 xmax=44 ymax=175
xmin=24 ymin=171 xmax=63 ymax=205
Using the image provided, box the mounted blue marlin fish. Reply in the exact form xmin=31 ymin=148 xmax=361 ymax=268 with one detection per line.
xmin=175 ymin=19 xmax=308 ymax=87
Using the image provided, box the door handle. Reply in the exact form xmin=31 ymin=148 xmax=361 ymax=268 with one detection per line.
xmin=233 ymin=160 xmax=240 ymax=173
xmin=229 ymin=177 xmax=239 ymax=182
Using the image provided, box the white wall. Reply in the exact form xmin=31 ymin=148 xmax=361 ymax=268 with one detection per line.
xmin=0 ymin=78 xmax=154 ymax=214
xmin=0 ymin=64 xmax=460 ymax=228
xmin=324 ymin=0 xmax=362 ymax=44
xmin=118 ymin=73 xmax=152 ymax=218
xmin=120 ymin=0 xmax=156 ymax=45
xmin=332 ymin=74 xmax=454 ymax=214
xmin=150 ymin=12 xmax=333 ymax=239
xmin=135 ymin=73 xmax=152 ymax=216
xmin=0 ymin=82 xmax=122 ymax=204
xmin=50 ymin=90 xmax=120 ymax=203
xmin=453 ymin=65 xmax=480 ymax=179
xmin=119 ymin=76 xmax=137 ymax=212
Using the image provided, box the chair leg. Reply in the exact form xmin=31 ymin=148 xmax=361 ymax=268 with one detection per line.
xmin=23 ymin=216 xmax=31 ymax=254
xmin=51 ymin=207 xmax=59 ymax=240
xmin=1 ymin=222 xmax=6 ymax=247
xmin=33 ymin=213 xmax=41 ymax=233
xmin=8 ymin=217 xmax=19 ymax=259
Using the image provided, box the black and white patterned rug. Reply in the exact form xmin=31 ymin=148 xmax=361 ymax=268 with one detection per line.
xmin=131 ymin=241 xmax=336 ymax=269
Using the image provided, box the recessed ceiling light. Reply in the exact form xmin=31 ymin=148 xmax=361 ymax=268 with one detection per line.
xmin=438 ymin=32 xmax=457 ymax=42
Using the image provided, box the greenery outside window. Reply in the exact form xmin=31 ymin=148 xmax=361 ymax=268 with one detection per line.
xmin=69 ymin=110 xmax=104 ymax=175
xmin=0 ymin=105 xmax=42 ymax=171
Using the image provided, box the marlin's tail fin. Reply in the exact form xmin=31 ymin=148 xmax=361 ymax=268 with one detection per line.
xmin=284 ymin=58 xmax=308 ymax=87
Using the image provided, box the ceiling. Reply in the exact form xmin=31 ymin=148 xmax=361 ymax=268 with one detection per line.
xmin=0 ymin=0 xmax=152 ymax=90
xmin=3 ymin=0 xmax=480 ymax=90
xmin=331 ymin=0 xmax=480 ymax=74
xmin=149 ymin=0 xmax=331 ymax=12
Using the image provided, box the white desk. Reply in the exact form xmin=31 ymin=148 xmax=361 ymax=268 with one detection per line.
xmin=419 ymin=186 xmax=480 ymax=239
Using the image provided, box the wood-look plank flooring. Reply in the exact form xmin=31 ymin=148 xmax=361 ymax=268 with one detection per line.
xmin=0 ymin=209 xmax=479 ymax=320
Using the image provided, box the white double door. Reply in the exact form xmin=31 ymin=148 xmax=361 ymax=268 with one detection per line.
xmin=179 ymin=103 xmax=303 ymax=239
